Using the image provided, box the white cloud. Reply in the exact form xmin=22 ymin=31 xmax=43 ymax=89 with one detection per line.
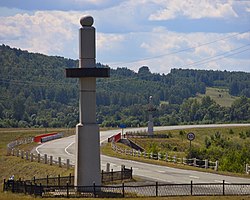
xmin=149 ymin=0 xmax=238 ymax=20
xmin=0 ymin=11 xmax=81 ymax=58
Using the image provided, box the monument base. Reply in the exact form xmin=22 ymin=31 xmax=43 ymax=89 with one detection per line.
xmin=74 ymin=123 xmax=101 ymax=188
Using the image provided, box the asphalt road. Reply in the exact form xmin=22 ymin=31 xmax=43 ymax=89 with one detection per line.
xmin=35 ymin=124 xmax=250 ymax=184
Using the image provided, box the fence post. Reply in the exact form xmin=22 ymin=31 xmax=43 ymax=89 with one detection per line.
xmin=173 ymin=155 xmax=176 ymax=163
xmin=222 ymin=180 xmax=225 ymax=195
xmin=25 ymin=151 xmax=29 ymax=160
xmin=156 ymin=182 xmax=158 ymax=197
xmin=106 ymin=163 xmax=110 ymax=172
xmin=93 ymin=182 xmax=96 ymax=198
xmin=122 ymin=182 xmax=125 ymax=198
xmin=58 ymin=175 xmax=60 ymax=187
xmin=215 ymin=161 xmax=218 ymax=171
xmin=165 ymin=153 xmax=168 ymax=162
xmin=205 ymin=159 xmax=208 ymax=169
xmin=69 ymin=173 xmax=72 ymax=185
xmin=190 ymin=180 xmax=193 ymax=195
xmin=246 ymin=164 xmax=249 ymax=174
xmin=38 ymin=154 xmax=40 ymax=163
xmin=67 ymin=159 xmax=70 ymax=169
xmin=30 ymin=153 xmax=33 ymax=162
xmin=39 ymin=183 xmax=42 ymax=197
xmin=47 ymin=175 xmax=49 ymax=186
xmin=158 ymin=153 xmax=161 ymax=160
xmin=21 ymin=150 xmax=24 ymax=159
xmin=34 ymin=183 xmax=37 ymax=197
xmin=111 ymin=169 xmax=113 ymax=182
xmin=17 ymin=150 xmax=19 ymax=157
xmin=44 ymin=154 xmax=47 ymax=164
xmin=58 ymin=157 xmax=62 ymax=167
xmin=24 ymin=181 xmax=27 ymax=194
xmin=67 ymin=182 xmax=69 ymax=198
xmin=33 ymin=176 xmax=36 ymax=184
xmin=193 ymin=158 xmax=196 ymax=167
xmin=50 ymin=155 xmax=53 ymax=165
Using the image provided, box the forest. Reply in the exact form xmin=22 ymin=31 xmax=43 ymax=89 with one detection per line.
xmin=0 ymin=44 xmax=249 ymax=128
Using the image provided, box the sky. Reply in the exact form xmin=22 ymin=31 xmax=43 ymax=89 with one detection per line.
xmin=0 ymin=0 xmax=250 ymax=74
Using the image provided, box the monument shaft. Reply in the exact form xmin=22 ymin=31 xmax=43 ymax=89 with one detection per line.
xmin=66 ymin=16 xmax=109 ymax=187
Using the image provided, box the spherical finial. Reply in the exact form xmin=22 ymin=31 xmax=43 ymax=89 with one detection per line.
xmin=80 ymin=16 xmax=94 ymax=27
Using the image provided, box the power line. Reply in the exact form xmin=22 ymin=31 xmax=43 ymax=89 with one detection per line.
xmin=110 ymin=29 xmax=250 ymax=66
xmin=177 ymin=48 xmax=250 ymax=68
xmin=175 ymin=43 xmax=250 ymax=68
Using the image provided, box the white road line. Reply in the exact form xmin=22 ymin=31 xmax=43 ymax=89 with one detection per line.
xmin=158 ymin=171 xmax=165 ymax=173
xmin=35 ymin=143 xmax=46 ymax=154
xmin=189 ymin=175 xmax=199 ymax=179
xmin=64 ymin=141 xmax=75 ymax=156
xmin=214 ymin=180 xmax=230 ymax=183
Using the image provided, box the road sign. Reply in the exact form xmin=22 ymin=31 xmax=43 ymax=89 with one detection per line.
xmin=119 ymin=124 xmax=126 ymax=129
xmin=187 ymin=132 xmax=195 ymax=141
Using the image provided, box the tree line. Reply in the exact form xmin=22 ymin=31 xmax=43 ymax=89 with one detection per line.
xmin=0 ymin=44 xmax=249 ymax=128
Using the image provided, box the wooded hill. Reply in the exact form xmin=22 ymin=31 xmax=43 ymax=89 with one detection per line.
xmin=0 ymin=44 xmax=249 ymax=128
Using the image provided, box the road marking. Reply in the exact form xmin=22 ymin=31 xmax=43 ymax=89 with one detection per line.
xmin=189 ymin=176 xmax=199 ymax=179
xmin=35 ymin=143 xmax=46 ymax=154
xmin=214 ymin=180 xmax=230 ymax=183
xmin=158 ymin=170 xmax=165 ymax=173
xmin=64 ymin=141 xmax=75 ymax=156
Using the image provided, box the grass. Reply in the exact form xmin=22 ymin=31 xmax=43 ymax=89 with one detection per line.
xmin=0 ymin=128 xmax=74 ymax=183
xmin=102 ymin=126 xmax=250 ymax=178
xmin=197 ymin=87 xmax=238 ymax=107
xmin=1 ymin=127 xmax=250 ymax=199
xmin=130 ymin=126 xmax=250 ymax=156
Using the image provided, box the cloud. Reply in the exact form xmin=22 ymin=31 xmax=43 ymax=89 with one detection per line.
xmin=0 ymin=11 xmax=81 ymax=58
xmin=0 ymin=1 xmax=249 ymax=74
xmin=0 ymin=0 xmax=124 ymax=11
xmin=149 ymin=0 xmax=238 ymax=20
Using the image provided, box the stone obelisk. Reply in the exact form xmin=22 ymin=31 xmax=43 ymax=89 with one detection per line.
xmin=148 ymin=96 xmax=154 ymax=137
xmin=66 ymin=16 xmax=109 ymax=187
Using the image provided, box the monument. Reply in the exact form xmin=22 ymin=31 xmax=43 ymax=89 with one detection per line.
xmin=66 ymin=16 xmax=110 ymax=187
xmin=147 ymin=96 xmax=155 ymax=136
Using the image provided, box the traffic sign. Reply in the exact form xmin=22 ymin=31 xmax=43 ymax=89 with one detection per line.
xmin=187 ymin=132 xmax=195 ymax=141
xmin=119 ymin=124 xmax=126 ymax=129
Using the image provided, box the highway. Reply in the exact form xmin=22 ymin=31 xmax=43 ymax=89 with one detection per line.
xmin=35 ymin=124 xmax=250 ymax=184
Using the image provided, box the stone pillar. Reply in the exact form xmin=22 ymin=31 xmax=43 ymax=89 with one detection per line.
xmin=205 ymin=159 xmax=208 ymax=169
xmin=66 ymin=16 xmax=109 ymax=188
xmin=147 ymin=96 xmax=154 ymax=136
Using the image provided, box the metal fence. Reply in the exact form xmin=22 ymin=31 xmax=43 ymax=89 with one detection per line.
xmin=5 ymin=167 xmax=132 ymax=189
xmin=4 ymin=179 xmax=250 ymax=198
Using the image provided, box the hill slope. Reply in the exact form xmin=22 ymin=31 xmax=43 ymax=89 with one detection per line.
xmin=0 ymin=44 xmax=249 ymax=127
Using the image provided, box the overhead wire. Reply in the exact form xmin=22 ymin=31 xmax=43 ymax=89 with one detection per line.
xmin=110 ymin=29 xmax=250 ymax=66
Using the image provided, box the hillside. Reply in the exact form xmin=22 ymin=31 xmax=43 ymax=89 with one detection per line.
xmin=0 ymin=44 xmax=250 ymax=128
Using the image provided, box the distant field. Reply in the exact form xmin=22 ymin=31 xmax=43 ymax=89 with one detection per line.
xmin=197 ymin=87 xmax=238 ymax=107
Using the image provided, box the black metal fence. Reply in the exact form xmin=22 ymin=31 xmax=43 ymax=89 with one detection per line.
xmin=15 ymin=167 xmax=133 ymax=187
xmin=4 ymin=179 xmax=250 ymax=198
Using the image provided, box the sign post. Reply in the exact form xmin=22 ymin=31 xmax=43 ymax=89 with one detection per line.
xmin=187 ymin=132 xmax=195 ymax=149
xmin=119 ymin=124 xmax=126 ymax=138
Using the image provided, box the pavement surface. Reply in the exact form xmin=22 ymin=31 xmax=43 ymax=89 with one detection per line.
xmin=35 ymin=124 xmax=250 ymax=184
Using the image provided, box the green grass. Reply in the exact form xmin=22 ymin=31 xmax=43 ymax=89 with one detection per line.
xmin=0 ymin=128 xmax=74 ymax=180
xmin=197 ymin=87 xmax=238 ymax=107
xmin=102 ymin=126 xmax=250 ymax=178
xmin=1 ymin=127 xmax=250 ymax=199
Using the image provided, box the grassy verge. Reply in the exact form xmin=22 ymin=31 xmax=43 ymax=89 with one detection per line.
xmin=1 ymin=128 xmax=249 ymax=199
xmin=0 ymin=128 xmax=74 ymax=179
xmin=101 ymin=126 xmax=250 ymax=179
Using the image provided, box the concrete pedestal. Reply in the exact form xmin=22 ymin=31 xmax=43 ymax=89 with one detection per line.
xmin=74 ymin=123 xmax=101 ymax=186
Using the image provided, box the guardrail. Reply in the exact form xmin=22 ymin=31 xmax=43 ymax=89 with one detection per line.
xmin=246 ymin=164 xmax=250 ymax=174
xmin=111 ymin=142 xmax=218 ymax=171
